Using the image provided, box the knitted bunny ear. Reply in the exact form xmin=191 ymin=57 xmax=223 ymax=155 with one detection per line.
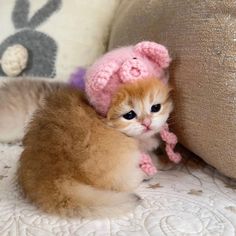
xmin=134 ymin=41 xmax=171 ymax=69
xmin=12 ymin=0 xmax=62 ymax=30
xmin=88 ymin=61 xmax=120 ymax=91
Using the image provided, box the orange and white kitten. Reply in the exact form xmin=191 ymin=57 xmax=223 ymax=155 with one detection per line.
xmin=18 ymin=87 xmax=144 ymax=218
xmin=108 ymin=78 xmax=173 ymax=156
xmin=16 ymin=77 xmax=173 ymax=218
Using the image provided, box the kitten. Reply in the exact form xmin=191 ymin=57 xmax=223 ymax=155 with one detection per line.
xmin=107 ymin=78 xmax=173 ymax=155
xmin=18 ymin=88 xmax=144 ymax=218
xmin=18 ymin=77 xmax=173 ymax=217
xmin=0 ymin=78 xmax=65 ymax=143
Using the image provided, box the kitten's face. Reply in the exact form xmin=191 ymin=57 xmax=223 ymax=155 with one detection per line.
xmin=107 ymin=78 xmax=173 ymax=139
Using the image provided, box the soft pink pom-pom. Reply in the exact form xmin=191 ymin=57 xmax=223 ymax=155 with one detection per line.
xmin=140 ymin=153 xmax=157 ymax=176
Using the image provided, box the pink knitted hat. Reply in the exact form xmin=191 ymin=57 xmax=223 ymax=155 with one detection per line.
xmin=84 ymin=41 xmax=182 ymax=166
xmin=85 ymin=41 xmax=171 ymax=116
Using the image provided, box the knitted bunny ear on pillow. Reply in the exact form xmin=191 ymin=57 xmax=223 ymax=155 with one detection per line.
xmin=84 ymin=41 xmax=171 ymax=116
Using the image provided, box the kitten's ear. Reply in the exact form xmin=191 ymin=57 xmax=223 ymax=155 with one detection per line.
xmin=134 ymin=41 xmax=171 ymax=69
xmin=88 ymin=61 xmax=120 ymax=91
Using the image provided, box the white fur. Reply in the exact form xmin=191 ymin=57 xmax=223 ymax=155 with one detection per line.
xmin=138 ymin=135 xmax=160 ymax=152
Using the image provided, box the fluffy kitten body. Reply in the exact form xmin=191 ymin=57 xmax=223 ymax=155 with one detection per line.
xmin=0 ymin=78 xmax=173 ymax=217
xmin=18 ymin=88 xmax=144 ymax=217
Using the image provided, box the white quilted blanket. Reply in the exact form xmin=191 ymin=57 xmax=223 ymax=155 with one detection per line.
xmin=0 ymin=143 xmax=236 ymax=236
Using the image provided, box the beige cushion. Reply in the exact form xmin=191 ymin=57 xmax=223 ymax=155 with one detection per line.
xmin=109 ymin=0 xmax=236 ymax=178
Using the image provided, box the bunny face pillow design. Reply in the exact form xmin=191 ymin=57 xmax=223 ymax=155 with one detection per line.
xmin=85 ymin=41 xmax=171 ymax=116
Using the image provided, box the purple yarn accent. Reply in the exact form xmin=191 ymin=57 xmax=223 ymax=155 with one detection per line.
xmin=69 ymin=67 xmax=87 ymax=91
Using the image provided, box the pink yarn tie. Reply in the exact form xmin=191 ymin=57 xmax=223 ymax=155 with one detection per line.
xmin=140 ymin=123 xmax=182 ymax=176
xmin=160 ymin=123 xmax=182 ymax=163
xmin=140 ymin=153 xmax=157 ymax=176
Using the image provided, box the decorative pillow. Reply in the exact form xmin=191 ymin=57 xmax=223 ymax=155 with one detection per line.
xmin=0 ymin=0 xmax=120 ymax=80
xmin=109 ymin=0 xmax=236 ymax=178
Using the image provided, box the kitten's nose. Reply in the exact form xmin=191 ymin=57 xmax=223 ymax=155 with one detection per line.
xmin=141 ymin=118 xmax=152 ymax=128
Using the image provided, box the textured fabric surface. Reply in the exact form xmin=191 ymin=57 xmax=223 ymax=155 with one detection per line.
xmin=109 ymin=0 xmax=236 ymax=178
xmin=0 ymin=0 xmax=120 ymax=80
xmin=1 ymin=143 xmax=236 ymax=235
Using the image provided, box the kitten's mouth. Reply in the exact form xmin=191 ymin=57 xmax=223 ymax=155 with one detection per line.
xmin=143 ymin=127 xmax=152 ymax=133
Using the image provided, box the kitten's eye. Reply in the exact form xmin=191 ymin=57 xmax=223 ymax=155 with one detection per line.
xmin=132 ymin=57 xmax=137 ymax=59
xmin=151 ymin=104 xmax=161 ymax=113
xmin=123 ymin=110 xmax=137 ymax=120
